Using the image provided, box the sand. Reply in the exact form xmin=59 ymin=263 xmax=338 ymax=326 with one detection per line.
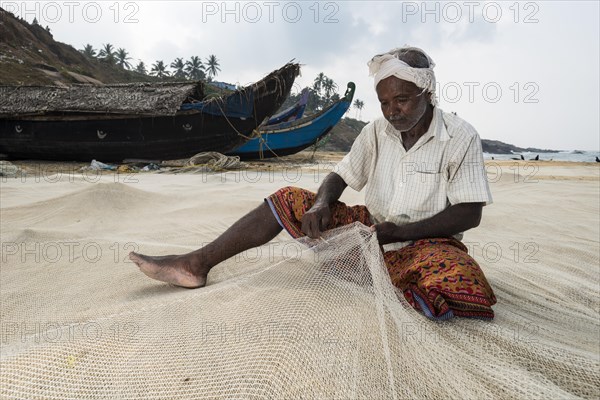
xmin=1 ymin=153 xmax=599 ymax=398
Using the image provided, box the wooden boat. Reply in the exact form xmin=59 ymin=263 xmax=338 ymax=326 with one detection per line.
xmin=265 ymin=87 xmax=308 ymax=125
xmin=0 ymin=63 xmax=300 ymax=161
xmin=228 ymin=82 xmax=355 ymax=160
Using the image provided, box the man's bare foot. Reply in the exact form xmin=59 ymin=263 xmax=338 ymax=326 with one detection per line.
xmin=128 ymin=252 xmax=208 ymax=288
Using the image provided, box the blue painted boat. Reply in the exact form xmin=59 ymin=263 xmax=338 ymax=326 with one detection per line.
xmin=265 ymin=87 xmax=308 ymax=125
xmin=228 ymin=82 xmax=355 ymax=159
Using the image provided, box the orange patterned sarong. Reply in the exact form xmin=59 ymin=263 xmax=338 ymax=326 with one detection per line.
xmin=266 ymin=186 xmax=496 ymax=320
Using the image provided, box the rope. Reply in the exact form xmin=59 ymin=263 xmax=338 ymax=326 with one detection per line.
xmin=212 ymin=99 xmax=255 ymax=140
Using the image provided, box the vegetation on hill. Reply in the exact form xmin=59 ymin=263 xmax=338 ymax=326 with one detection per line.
xmin=81 ymin=41 xmax=221 ymax=83
xmin=0 ymin=7 xmax=222 ymax=86
xmin=0 ymin=8 xmax=155 ymax=85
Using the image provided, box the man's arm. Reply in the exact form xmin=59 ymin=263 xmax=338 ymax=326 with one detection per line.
xmin=373 ymin=202 xmax=484 ymax=245
xmin=301 ymin=172 xmax=348 ymax=238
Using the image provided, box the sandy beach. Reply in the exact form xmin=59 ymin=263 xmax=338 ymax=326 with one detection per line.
xmin=1 ymin=153 xmax=599 ymax=398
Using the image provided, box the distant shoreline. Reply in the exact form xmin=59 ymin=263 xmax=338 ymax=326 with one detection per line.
xmin=483 ymin=150 xmax=599 ymax=163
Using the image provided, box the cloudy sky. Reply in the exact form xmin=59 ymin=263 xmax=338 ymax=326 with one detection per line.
xmin=5 ymin=1 xmax=599 ymax=151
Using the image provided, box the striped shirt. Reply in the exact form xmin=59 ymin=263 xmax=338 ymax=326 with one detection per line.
xmin=335 ymin=107 xmax=492 ymax=247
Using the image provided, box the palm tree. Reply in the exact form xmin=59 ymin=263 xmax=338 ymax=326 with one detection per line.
xmin=322 ymin=78 xmax=338 ymax=101
xmin=306 ymin=87 xmax=322 ymax=111
xmin=150 ymin=61 xmax=170 ymax=78
xmin=313 ymin=72 xmax=326 ymax=95
xmin=134 ymin=61 xmax=147 ymax=75
xmin=115 ymin=48 xmax=132 ymax=69
xmin=170 ymin=58 xmax=187 ymax=79
xmin=98 ymin=43 xmax=116 ymax=64
xmin=185 ymin=56 xmax=205 ymax=80
xmin=81 ymin=44 xmax=96 ymax=58
xmin=206 ymin=54 xmax=221 ymax=79
xmin=353 ymin=99 xmax=364 ymax=119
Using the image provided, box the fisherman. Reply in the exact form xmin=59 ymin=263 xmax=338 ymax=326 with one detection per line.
xmin=130 ymin=46 xmax=496 ymax=320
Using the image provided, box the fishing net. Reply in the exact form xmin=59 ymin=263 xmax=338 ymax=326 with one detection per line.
xmin=1 ymin=218 xmax=598 ymax=399
xmin=1 ymin=171 xmax=599 ymax=399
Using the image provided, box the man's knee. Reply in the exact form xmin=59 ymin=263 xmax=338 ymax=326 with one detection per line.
xmin=270 ymin=186 xmax=316 ymax=203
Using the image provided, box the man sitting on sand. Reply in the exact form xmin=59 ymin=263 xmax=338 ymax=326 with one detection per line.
xmin=130 ymin=46 xmax=496 ymax=320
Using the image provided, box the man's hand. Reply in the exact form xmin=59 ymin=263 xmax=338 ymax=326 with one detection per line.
xmin=371 ymin=221 xmax=402 ymax=245
xmin=301 ymin=203 xmax=332 ymax=239
xmin=300 ymin=172 xmax=348 ymax=239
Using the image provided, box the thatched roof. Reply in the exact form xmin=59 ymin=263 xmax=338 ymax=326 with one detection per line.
xmin=0 ymin=82 xmax=205 ymax=118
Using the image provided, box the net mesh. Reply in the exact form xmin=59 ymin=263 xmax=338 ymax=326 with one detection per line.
xmin=1 ymin=177 xmax=599 ymax=399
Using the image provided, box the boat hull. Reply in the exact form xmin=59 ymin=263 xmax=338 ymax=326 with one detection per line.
xmin=0 ymin=112 xmax=256 ymax=161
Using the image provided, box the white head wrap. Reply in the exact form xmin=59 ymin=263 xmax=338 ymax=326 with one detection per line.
xmin=368 ymin=46 xmax=437 ymax=105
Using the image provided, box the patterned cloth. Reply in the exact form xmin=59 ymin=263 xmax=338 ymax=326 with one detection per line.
xmin=383 ymin=238 xmax=496 ymax=320
xmin=266 ymin=186 xmax=496 ymax=320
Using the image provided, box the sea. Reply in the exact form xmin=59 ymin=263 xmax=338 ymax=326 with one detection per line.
xmin=483 ymin=150 xmax=600 ymax=163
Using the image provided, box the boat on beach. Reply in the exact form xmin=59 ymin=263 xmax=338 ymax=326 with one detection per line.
xmin=228 ymin=82 xmax=355 ymax=160
xmin=0 ymin=63 xmax=300 ymax=162
xmin=264 ymin=87 xmax=309 ymax=125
